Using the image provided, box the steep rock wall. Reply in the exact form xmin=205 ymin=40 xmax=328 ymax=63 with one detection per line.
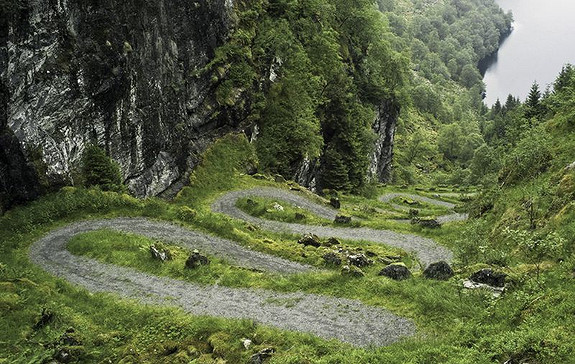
xmin=295 ymin=99 xmax=399 ymax=191
xmin=1 ymin=0 xmax=235 ymax=204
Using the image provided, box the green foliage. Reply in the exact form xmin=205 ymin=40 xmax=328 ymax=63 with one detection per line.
xmin=180 ymin=133 xmax=257 ymax=204
xmin=81 ymin=144 xmax=124 ymax=192
xmin=499 ymin=130 xmax=552 ymax=185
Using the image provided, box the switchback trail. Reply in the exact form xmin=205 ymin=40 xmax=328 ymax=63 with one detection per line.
xmin=29 ymin=218 xmax=414 ymax=347
xmin=212 ymin=187 xmax=453 ymax=267
xmin=379 ymin=192 xmax=468 ymax=224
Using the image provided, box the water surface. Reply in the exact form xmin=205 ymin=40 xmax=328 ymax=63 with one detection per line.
xmin=483 ymin=0 xmax=575 ymax=105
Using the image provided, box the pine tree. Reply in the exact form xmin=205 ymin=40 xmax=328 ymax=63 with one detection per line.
xmin=81 ymin=144 xmax=124 ymax=191
xmin=524 ymin=81 xmax=542 ymax=121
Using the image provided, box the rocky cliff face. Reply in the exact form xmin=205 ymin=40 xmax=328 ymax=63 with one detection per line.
xmin=368 ymin=99 xmax=399 ymax=183
xmin=1 ymin=0 xmax=236 ymax=207
xmin=295 ymin=99 xmax=399 ymax=191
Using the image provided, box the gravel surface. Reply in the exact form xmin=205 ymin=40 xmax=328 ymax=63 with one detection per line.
xmin=29 ymin=218 xmax=414 ymax=346
xmin=213 ymin=188 xmax=453 ymax=267
xmin=379 ymin=192 xmax=468 ymax=224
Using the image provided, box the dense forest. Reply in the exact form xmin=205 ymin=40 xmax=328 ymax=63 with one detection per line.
xmin=1 ymin=0 xmax=574 ymax=363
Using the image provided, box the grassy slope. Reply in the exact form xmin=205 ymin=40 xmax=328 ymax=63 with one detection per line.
xmin=1 ymin=132 xmax=573 ymax=363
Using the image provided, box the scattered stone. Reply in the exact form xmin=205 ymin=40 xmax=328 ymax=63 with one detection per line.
xmin=463 ymin=280 xmax=505 ymax=298
xmin=251 ymin=348 xmax=275 ymax=364
xmin=185 ymin=250 xmax=210 ymax=269
xmin=402 ymin=198 xmax=420 ymax=206
xmin=33 ymin=307 xmax=55 ymax=330
xmin=565 ymin=161 xmax=575 ymax=171
xmin=246 ymin=198 xmax=257 ymax=207
xmin=330 ymin=197 xmax=341 ymax=209
xmin=241 ymin=338 xmax=252 ymax=350
xmin=334 ymin=214 xmax=352 ymax=224
xmin=60 ymin=328 xmax=81 ymax=346
xmin=289 ymin=186 xmax=301 ymax=191
xmin=470 ymin=268 xmax=506 ymax=287
xmin=297 ymin=234 xmax=321 ymax=248
xmin=341 ymin=265 xmax=365 ymax=277
xmin=385 ymin=255 xmax=402 ymax=261
xmin=365 ymin=250 xmax=377 ymax=258
xmin=408 ymin=209 xmax=419 ymax=218
xmin=252 ymin=174 xmax=268 ymax=180
xmin=294 ymin=212 xmax=306 ymax=220
xmin=273 ymin=174 xmax=286 ymax=183
xmin=323 ymin=237 xmax=339 ymax=247
xmin=411 ymin=218 xmax=441 ymax=229
xmin=423 ymin=261 xmax=454 ymax=281
xmin=150 ymin=244 xmax=172 ymax=261
xmin=272 ymin=202 xmax=284 ymax=211
xmin=379 ymin=264 xmax=411 ymax=281
xmin=347 ymin=254 xmax=372 ymax=268
xmin=246 ymin=164 xmax=258 ymax=175
xmin=322 ymin=252 xmax=342 ymax=266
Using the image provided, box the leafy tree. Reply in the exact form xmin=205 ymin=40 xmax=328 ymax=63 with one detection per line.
xmin=438 ymin=123 xmax=463 ymax=161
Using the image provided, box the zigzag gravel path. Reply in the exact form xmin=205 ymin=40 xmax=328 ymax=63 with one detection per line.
xmin=29 ymin=218 xmax=414 ymax=347
xmin=379 ymin=193 xmax=468 ymax=224
xmin=212 ymin=187 xmax=453 ymax=267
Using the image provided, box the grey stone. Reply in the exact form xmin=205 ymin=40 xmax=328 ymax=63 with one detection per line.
xmin=423 ymin=261 xmax=454 ymax=280
xmin=379 ymin=264 xmax=411 ymax=281
xmin=322 ymin=252 xmax=342 ymax=266
xmin=341 ymin=265 xmax=365 ymax=278
xmin=297 ymin=234 xmax=321 ymax=248
xmin=470 ymin=269 xmax=506 ymax=288
xmin=334 ymin=214 xmax=352 ymax=224
xmin=330 ymin=197 xmax=341 ymax=209
xmin=347 ymin=254 xmax=372 ymax=268
xmin=250 ymin=348 xmax=275 ymax=364
xmin=185 ymin=251 xmax=210 ymax=269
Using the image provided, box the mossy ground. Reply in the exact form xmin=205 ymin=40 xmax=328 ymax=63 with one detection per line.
xmin=1 ymin=134 xmax=574 ymax=363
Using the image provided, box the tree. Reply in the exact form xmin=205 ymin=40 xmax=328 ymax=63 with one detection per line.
xmin=81 ymin=144 xmax=124 ymax=191
xmin=438 ymin=123 xmax=463 ymax=161
xmin=524 ymin=81 xmax=542 ymax=120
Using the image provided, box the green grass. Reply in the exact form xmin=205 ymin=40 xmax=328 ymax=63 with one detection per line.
xmin=235 ymin=196 xmax=332 ymax=225
xmin=2 ymin=132 xmax=574 ymax=363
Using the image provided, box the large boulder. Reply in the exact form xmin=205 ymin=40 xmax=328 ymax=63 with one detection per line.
xmin=341 ymin=265 xmax=365 ymax=278
xmin=334 ymin=214 xmax=352 ymax=224
xmin=185 ymin=250 xmax=210 ymax=269
xmin=322 ymin=252 xmax=342 ymax=266
xmin=379 ymin=264 xmax=411 ymax=281
xmin=297 ymin=234 xmax=321 ymax=248
xmin=423 ymin=261 xmax=454 ymax=281
xmin=330 ymin=197 xmax=341 ymax=209
xmin=470 ymin=268 xmax=506 ymax=287
xmin=347 ymin=254 xmax=373 ymax=268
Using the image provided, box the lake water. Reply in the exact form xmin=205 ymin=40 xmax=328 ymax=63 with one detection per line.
xmin=482 ymin=0 xmax=575 ymax=106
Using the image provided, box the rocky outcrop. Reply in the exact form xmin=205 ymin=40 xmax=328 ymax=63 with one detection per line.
xmin=368 ymin=98 xmax=400 ymax=183
xmin=295 ymin=98 xmax=399 ymax=191
xmin=1 ymin=0 xmax=236 ymax=201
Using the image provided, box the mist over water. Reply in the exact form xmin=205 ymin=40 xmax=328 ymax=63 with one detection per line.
xmin=483 ymin=0 xmax=575 ymax=106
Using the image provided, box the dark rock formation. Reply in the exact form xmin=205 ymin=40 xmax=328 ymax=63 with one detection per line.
xmin=185 ymin=250 xmax=209 ymax=269
xmin=330 ymin=197 xmax=340 ymax=209
xmin=379 ymin=264 xmax=411 ymax=281
xmin=347 ymin=254 xmax=373 ymax=268
xmin=250 ymin=348 xmax=275 ymax=364
xmin=322 ymin=252 xmax=342 ymax=266
xmin=411 ymin=218 xmax=441 ymax=229
xmin=368 ymin=99 xmax=400 ymax=183
xmin=334 ymin=214 xmax=352 ymax=224
xmin=2 ymin=0 xmax=236 ymax=200
xmin=470 ymin=268 xmax=506 ymax=287
xmin=297 ymin=233 xmax=321 ymax=248
xmin=423 ymin=261 xmax=454 ymax=280
xmin=341 ymin=265 xmax=365 ymax=278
